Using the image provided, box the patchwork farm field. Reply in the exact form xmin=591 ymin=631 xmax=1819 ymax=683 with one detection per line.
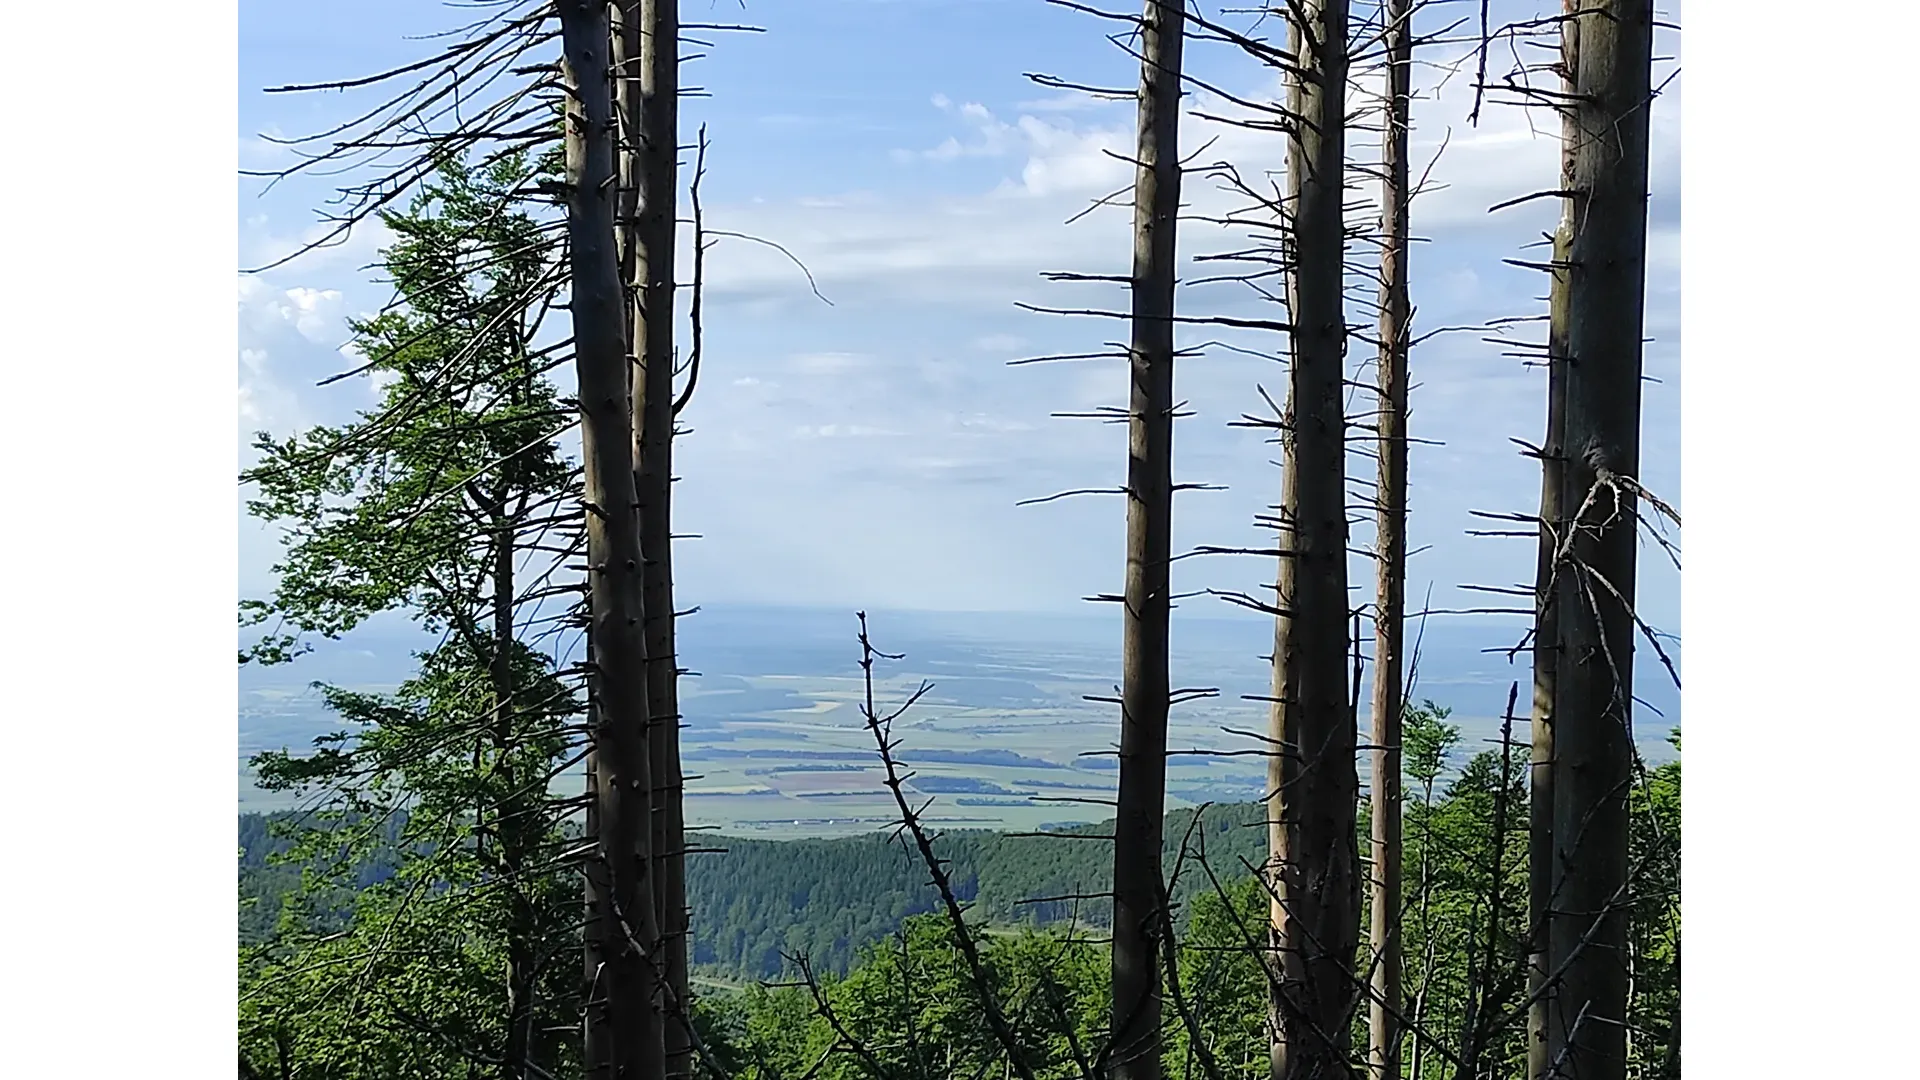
xmin=238 ymin=605 xmax=1675 ymax=837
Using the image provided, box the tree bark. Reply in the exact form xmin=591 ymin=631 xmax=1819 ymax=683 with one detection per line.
xmin=632 ymin=3 xmax=691 ymax=1076
xmin=559 ymin=2 xmax=665 ymax=1076
xmin=1367 ymin=2 xmax=1412 ymax=1075
xmin=1526 ymin=10 xmax=1579 ymax=1077
xmin=613 ymin=3 xmax=641 ymax=297
xmin=1109 ymin=5 xmax=1184 ymax=1080
xmin=1267 ymin=3 xmax=1357 ymax=1078
xmin=1545 ymin=3 xmax=1652 ymax=1079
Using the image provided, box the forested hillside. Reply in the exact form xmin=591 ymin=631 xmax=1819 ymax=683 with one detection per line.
xmin=240 ymin=802 xmax=1270 ymax=977
xmin=240 ymin=734 xmax=1676 ymax=986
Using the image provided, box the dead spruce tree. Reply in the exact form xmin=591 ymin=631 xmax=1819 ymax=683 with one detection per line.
xmin=1367 ymin=1 xmax=1413 ymax=1075
xmin=615 ymin=1 xmax=693 ymax=1074
xmin=1265 ymin=2 xmax=1360 ymax=1078
xmin=640 ymin=7 xmax=692 ymax=1072
xmin=1527 ymin=5 xmax=1579 ymax=1076
xmin=1109 ymin=4 xmax=1187 ymax=1080
xmin=1543 ymin=3 xmax=1655 ymax=1078
xmin=559 ymin=1 xmax=666 ymax=1075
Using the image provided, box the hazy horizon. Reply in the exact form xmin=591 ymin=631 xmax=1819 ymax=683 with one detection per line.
xmin=240 ymin=600 xmax=1680 ymax=832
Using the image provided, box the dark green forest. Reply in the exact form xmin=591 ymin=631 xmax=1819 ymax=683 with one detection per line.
xmin=240 ymin=800 xmax=1272 ymax=976
xmin=242 ymin=722 xmax=1678 ymax=1076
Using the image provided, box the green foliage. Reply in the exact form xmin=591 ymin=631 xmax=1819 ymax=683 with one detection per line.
xmin=238 ymin=149 xmax=587 ymax=1080
xmin=240 ymin=713 xmax=1680 ymax=1080
xmin=1626 ymin=733 xmax=1680 ymax=1078
xmin=1403 ymin=699 xmax=1461 ymax=793
xmin=703 ymin=717 xmax=1677 ymax=1080
xmin=240 ymin=876 xmax=579 ymax=1080
xmin=715 ymin=915 xmax=1107 ymax=1080
xmin=1393 ymin=712 xmax=1531 ymax=1078
xmin=1170 ymin=874 xmax=1269 ymax=1075
xmin=240 ymin=150 xmax=570 ymax=665
xmin=684 ymin=716 xmax=1673 ymax=1080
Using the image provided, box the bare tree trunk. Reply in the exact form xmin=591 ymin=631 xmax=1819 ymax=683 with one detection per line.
xmin=1525 ymin=10 xmax=1578 ymax=1076
xmin=1527 ymin=8 xmax=1589 ymax=1074
xmin=631 ymin=3 xmax=691 ymax=1075
xmin=581 ymin=657 xmax=602 ymax=1072
xmin=1545 ymin=3 xmax=1652 ymax=1079
xmin=559 ymin=3 xmax=664 ymax=1076
xmin=1267 ymin=2 xmax=1356 ymax=1078
xmin=1367 ymin=2 xmax=1413 ymax=1075
xmin=1110 ymin=5 xmax=1184 ymax=1079
xmin=613 ymin=3 xmax=641 ymax=294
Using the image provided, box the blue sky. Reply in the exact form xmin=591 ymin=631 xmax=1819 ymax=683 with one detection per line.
xmin=238 ymin=0 xmax=1681 ymax=633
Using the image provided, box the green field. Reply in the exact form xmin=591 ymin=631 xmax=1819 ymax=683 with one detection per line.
xmin=238 ymin=608 xmax=1667 ymax=837
xmin=239 ymin=640 xmax=1272 ymax=837
xmin=624 ymin=664 xmax=1264 ymax=838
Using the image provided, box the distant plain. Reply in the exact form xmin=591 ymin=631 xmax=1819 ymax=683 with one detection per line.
xmin=238 ymin=604 xmax=1680 ymax=838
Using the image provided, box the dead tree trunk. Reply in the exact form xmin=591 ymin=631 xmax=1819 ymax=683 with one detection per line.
xmin=559 ymin=2 xmax=665 ymax=1076
xmin=1109 ymin=5 xmax=1184 ymax=1080
xmin=1545 ymin=3 xmax=1653 ymax=1079
xmin=1526 ymin=9 xmax=1578 ymax=1075
xmin=1267 ymin=2 xmax=1357 ymax=1078
xmin=1366 ymin=2 xmax=1413 ymax=1075
xmin=630 ymin=3 xmax=691 ymax=1075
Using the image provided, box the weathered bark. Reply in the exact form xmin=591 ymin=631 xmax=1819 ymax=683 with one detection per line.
xmin=1366 ymin=2 xmax=1412 ymax=1075
xmin=1545 ymin=3 xmax=1652 ymax=1079
xmin=632 ymin=2 xmax=691 ymax=1076
xmin=1525 ymin=9 xmax=1578 ymax=1071
xmin=1267 ymin=2 xmax=1357 ymax=1078
xmin=1109 ymin=5 xmax=1184 ymax=1080
xmin=613 ymin=3 xmax=641 ymax=295
xmin=559 ymin=2 xmax=665 ymax=1076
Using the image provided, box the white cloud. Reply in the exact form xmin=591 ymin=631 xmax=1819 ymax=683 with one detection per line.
xmin=699 ymin=58 xmax=1673 ymax=313
xmin=236 ymin=276 xmax=344 ymax=343
xmin=237 ymin=348 xmax=272 ymax=426
xmin=971 ymin=333 xmax=1029 ymax=353
xmin=790 ymin=351 xmax=870 ymax=375
xmin=794 ymin=423 xmax=902 ymax=439
xmin=668 ymin=56 xmax=1681 ymax=617
xmin=236 ymin=12 xmax=1682 ymax=623
xmin=1015 ymin=92 xmax=1114 ymax=114
xmin=282 ymin=287 xmax=344 ymax=341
